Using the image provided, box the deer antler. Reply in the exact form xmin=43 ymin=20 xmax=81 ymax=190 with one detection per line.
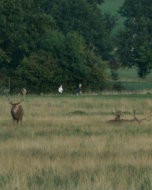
xmin=139 ymin=110 xmax=152 ymax=122
xmin=132 ymin=109 xmax=152 ymax=124
xmin=21 ymin=88 xmax=27 ymax=101
xmin=7 ymin=95 xmax=13 ymax=105
xmin=132 ymin=109 xmax=141 ymax=124
xmin=7 ymin=95 xmax=23 ymax=105
xmin=7 ymin=89 xmax=26 ymax=105
xmin=108 ymin=108 xmax=152 ymax=124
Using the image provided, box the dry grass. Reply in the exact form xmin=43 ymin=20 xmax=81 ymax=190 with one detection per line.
xmin=0 ymin=94 xmax=152 ymax=190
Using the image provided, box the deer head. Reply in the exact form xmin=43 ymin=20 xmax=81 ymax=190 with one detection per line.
xmin=112 ymin=108 xmax=124 ymax=121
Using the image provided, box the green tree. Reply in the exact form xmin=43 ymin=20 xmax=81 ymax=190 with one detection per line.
xmin=0 ymin=0 xmax=54 ymax=77
xmin=50 ymin=0 xmax=115 ymax=59
xmin=16 ymin=31 xmax=107 ymax=92
xmin=85 ymin=47 xmax=107 ymax=90
xmin=117 ymin=0 xmax=152 ymax=78
xmin=15 ymin=51 xmax=57 ymax=92
xmin=0 ymin=0 xmax=110 ymax=92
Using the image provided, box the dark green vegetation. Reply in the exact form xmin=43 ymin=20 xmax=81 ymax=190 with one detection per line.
xmin=0 ymin=0 xmax=152 ymax=93
xmin=102 ymin=0 xmax=124 ymax=14
xmin=116 ymin=0 xmax=152 ymax=78
xmin=103 ymin=0 xmax=152 ymax=79
xmin=0 ymin=0 xmax=112 ymax=92
xmin=102 ymin=0 xmax=125 ymax=33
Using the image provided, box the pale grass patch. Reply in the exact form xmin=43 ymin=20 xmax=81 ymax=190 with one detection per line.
xmin=0 ymin=95 xmax=152 ymax=189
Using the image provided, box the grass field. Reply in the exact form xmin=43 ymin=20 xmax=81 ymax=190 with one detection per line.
xmin=108 ymin=68 xmax=152 ymax=92
xmin=116 ymin=68 xmax=152 ymax=91
xmin=0 ymin=94 xmax=152 ymax=189
xmin=117 ymin=69 xmax=152 ymax=82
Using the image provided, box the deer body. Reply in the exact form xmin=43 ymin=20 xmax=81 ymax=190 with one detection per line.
xmin=10 ymin=103 xmax=24 ymax=123
xmin=107 ymin=109 xmax=152 ymax=124
xmin=7 ymin=89 xmax=27 ymax=124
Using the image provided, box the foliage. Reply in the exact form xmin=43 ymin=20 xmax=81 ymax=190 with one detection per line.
xmin=116 ymin=0 xmax=152 ymax=78
xmin=0 ymin=0 xmax=151 ymax=92
xmin=50 ymin=0 xmax=115 ymax=59
xmin=15 ymin=51 xmax=56 ymax=93
xmin=0 ymin=0 xmax=54 ymax=69
xmin=15 ymin=31 xmax=107 ymax=93
xmin=0 ymin=0 xmax=115 ymax=92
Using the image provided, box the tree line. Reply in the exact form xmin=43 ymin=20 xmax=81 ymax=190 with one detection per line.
xmin=0 ymin=0 xmax=151 ymax=93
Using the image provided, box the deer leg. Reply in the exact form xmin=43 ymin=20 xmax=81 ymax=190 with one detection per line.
xmin=12 ymin=119 xmax=16 ymax=126
xmin=20 ymin=119 xmax=23 ymax=125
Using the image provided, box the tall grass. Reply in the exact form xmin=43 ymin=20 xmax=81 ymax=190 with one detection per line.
xmin=0 ymin=95 xmax=152 ymax=190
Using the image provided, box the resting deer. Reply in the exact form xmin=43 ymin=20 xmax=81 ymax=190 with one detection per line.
xmin=107 ymin=108 xmax=152 ymax=124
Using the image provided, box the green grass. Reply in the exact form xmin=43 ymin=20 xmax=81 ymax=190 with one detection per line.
xmin=0 ymin=95 xmax=152 ymax=189
xmin=121 ymin=81 xmax=152 ymax=91
xmin=118 ymin=68 xmax=152 ymax=91
xmin=117 ymin=68 xmax=152 ymax=82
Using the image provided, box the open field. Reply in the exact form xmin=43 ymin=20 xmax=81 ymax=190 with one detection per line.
xmin=117 ymin=69 xmax=152 ymax=82
xmin=109 ymin=68 xmax=152 ymax=92
xmin=0 ymin=94 xmax=152 ymax=190
xmin=117 ymin=69 xmax=152 ymax=91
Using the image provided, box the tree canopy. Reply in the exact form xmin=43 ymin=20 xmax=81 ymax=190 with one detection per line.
xmin=0 ymin=0 xmax=151 ymax=93
xmin=117 ymin=0 xmax=152 ymax=78
xmin=0 ymin=0 xmax=114 ymax=93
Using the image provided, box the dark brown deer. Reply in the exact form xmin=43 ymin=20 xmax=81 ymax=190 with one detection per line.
xmin=7 ymin=89 xmax=26 ymax=124
xmin=107 ymin=109 xmax=152 ymax=124
xmin=9 ymin=101 xmax=24 ymax=124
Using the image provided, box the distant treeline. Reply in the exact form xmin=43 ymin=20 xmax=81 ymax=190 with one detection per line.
xmin=0 ymin=0 xmax=151 ymax=93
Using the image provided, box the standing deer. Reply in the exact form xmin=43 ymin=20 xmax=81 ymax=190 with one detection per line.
xmin=9 ymin=101 xmax=24 ymax=124
xmin=7 ymin=89 xmax=26 ymax=124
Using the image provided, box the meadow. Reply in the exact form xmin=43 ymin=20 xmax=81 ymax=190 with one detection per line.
xmin=117 ymin=68 xmax=152 ymax=92
xmin=0 ymin=94 xmax=152 ymax=190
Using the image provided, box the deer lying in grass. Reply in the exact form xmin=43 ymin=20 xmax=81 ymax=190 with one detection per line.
xmin=7 ymin=89 xmax=27 ymax=124
xmin=107 ymin=109 xmax=152 ymax=124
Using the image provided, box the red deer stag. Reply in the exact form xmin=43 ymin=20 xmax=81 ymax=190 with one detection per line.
xmin=7 ymin=89 xmax=26 ymax=124
xmin=10 ymin=101 xmax=24 ymax=124
xmin=107 ymin=108 xmax=152 ymax=124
